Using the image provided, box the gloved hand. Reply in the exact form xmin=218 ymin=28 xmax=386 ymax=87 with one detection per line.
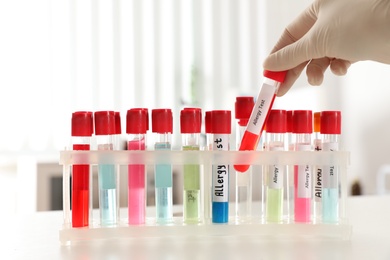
xmin=263 ymin=0 xmax=390 ymax=96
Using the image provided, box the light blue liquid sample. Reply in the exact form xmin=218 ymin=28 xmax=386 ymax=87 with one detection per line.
xmin=156 ymin=187 xmax=173 ymax=222
xmin=322 ymin=188 xmax=338 ymax=223
xmin=212 ymin=202 xmax=229 ymax=223
xmin=99 ymin=188 xmax=117 ymax=226
xmin=154 ymin=142 xmax=173 ymax=223
xmin=98 ymin=164 xmax=117 ymax=225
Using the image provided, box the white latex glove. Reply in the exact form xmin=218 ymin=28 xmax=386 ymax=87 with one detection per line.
xmin=263 ymin=0 xmax=390 ymax=96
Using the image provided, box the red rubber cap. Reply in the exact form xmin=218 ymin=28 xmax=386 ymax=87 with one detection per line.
xmin=94 ymin=111 xmax=116 ymax=135
xmin=152 ymin=108 xmax=173 ymax=133
xmin=320 ymin=111 xmax=341 ymax=134
xmin=180 ymin=108 xmax=202 ymax=133
xmin=211 ymin=110 xmax=231 ymax=134
xmin=71 ymin=111 xmax=93 ymax=137
xmin=292 ymin=110 xmax=312 ymax=134
xmin=235 ymin=96 xmax=254 ymax=126
xmin=131 ymin=108 xmax=149 ymax=131
xmin=205 ymin=111 xmax=212 ymax=134
xmin=126 ymin=108 xmax=148 ymax=134
xmin=266 ymin=109 xmax=287 ymax=133
xmin=286 ymin=110 xmax=293 ymax=133
xmin=115 ymin=111 xmax=121 ymax=134
xmin=263 ymin=70 xmax=288 ymax=83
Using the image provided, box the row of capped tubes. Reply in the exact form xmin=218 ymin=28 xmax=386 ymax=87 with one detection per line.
xmin=67 ymin=102 xmax=344 ymax=228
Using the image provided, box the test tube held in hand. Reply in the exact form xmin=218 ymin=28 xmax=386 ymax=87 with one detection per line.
xmin=180 ymin=108 xmax=202 ymax=223
xmin=152 ymin=108 xmax=173 ymax=223
xmin=234 ymin=70 xmax=287 ymax=173
xmin=71 ymin=111 xmax=93 ymax=228
xmin=321 ymin=111 xmax=341 ymax=223
xmin=94 ymin=111 xmax=118 ymax=226
xmin=234 ymin=97 xmax=254 ymax=221
xmin=126 ymin=108 xmax=148 ymax=225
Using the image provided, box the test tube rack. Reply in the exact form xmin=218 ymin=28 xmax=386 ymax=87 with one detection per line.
xmin=59 ymin=150 xmax=352 ymax=245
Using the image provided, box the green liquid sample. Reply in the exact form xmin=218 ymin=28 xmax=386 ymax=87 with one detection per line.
xmin=183 ymin=145 xmax=201 ymax=223
xmin=266 ymin=188 xmax=283 ymax=223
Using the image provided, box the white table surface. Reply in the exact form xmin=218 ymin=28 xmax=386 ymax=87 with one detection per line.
xmin=1 ymin=195 xmax=390 ymax=260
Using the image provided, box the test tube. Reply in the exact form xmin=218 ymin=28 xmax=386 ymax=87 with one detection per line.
xmin=234 ymin=70 xmax=287 ymax=173
xmin=204 ymin=111 xmax=213 ymax=221
xmin=210 ymin=110 xmax=231 ymax=223
xmin=71 ymin=111 xmax=93 ymax=228
xmin=313 ymin=112 xmax=323 ymax=221
xmin=321 ymin=111 xmax=341 ymax=223
xmin=205 ymin=111 xmax=213 ymax=151
xmin=94 ymin=111 xmax=118 ymax=226
xmin=114 ymin=111 xmax=124 ymax=150
xmin=151 ymin=108 xmax=173 ymax=223
xmin=286 ymin=110 xmax=295 ymax=222
xmin=126 ymin=108 xmax=148 ymax=225
xmin=265 ymin=109 xmax=287 ymax=223
xmin=293 ymin=110 xmax=313 ymax=223
xmin=234 ymin=97 xmax=254 ymax=222
xmin=180 ymin=108 xmax=202 ymax=223
xmin=286 ymin=111 xmax=295 ymax=151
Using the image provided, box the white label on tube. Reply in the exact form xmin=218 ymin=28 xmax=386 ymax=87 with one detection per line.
xmin=314 ymin=139 xmax=322 ymax=202
xmin=268 ymin=146 xmax=284 ymax=189
xmin=212 ymin=134 xmax=229 ymax=202
xmin=322 ymin=142 xmax=339 ymax=189
xmin=297 ymin=144 xmax=312 ymax=198
xmin=246 ymin=83 xmax=276 ymax=135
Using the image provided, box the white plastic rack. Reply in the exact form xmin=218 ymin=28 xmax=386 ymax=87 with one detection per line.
xmin=59 ymin=150 xmax=352 ymax=245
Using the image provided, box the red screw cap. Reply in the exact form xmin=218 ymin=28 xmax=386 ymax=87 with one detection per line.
xmin=126 ymin=108 xmax=148 ymax=134
xmin=114 ymin=111 xmax=121 ymax=134
xmin=235 ymin=96 xmax=254 ymax=127
xmin=71 ymin=111 xmax=93 ymax=137
xmin=152 ymin=108 xmax=173 ymax=133
xmin=292 ymin=110 xmax=312 ymax=134
xmin=210 ymin=110 xmax=231 ymax=134
xmin=94 ymin=111 xmax=116 ymax=135
xmin=180 ymin=108 xmax=202 ymax=133
xmin=205 ymin=111 xmax=212 ymax=134
xmin=320 ymin=111 xmax=341 ymax=134
xmin=266 ymin=109 xmax=287 ymax=133
xmin=286 ymin=110 xmax=293 ymax=133
xmin=263 ymin=70 xmax=288 ymax=83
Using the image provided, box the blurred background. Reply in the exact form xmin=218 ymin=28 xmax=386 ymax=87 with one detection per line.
xmin=1 ymin=0 xmax=390 ymax=214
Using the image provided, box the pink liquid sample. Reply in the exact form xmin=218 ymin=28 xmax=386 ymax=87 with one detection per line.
xmin=294 ymin=165 xmax=311 ymax=222
xmin=128 ymin=139 xmax=146 ymax=225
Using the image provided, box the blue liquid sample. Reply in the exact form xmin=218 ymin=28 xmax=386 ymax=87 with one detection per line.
xmin=322 ymin=188 xmax=338 ymax=223
xmin=212 ymin=202 xmax=229 ymax=223
xmin=212 ymin=164 xmax=229 ymax=223
xmin=98 ymin=164 xmax=117 ymax=225
xmin=155 ymin=142 xmax=173 ymax=223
